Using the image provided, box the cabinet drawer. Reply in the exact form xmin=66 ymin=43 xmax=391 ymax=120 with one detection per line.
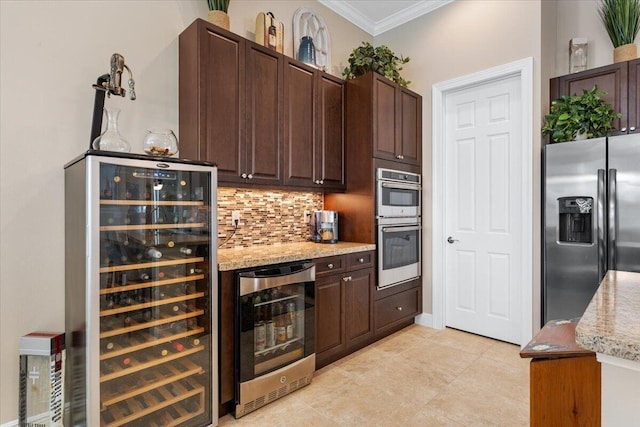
xmin=375 ymin=287 xmax=419 ymax=331
xmin=314 ymin=255 xmax=346 ymax=276
xmin=346 ymin=251 xmax=374 ymax=271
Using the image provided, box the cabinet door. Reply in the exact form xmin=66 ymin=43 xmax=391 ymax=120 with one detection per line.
xmin=317 ymin=73 xmax=345 ymax=190
xmin=552 ymin=63 xmax=628 ymax=136
xmin=315 ymin=274 xmax=345 ymax=364
xmin=245 ymin=42 xmax=283 ymax=185
xmin=284 ymin=59 xmax=317 ymax=187
xmin=203 ymin=26 xmax=245 ymax=180
xmin=399 ymin=88 xmax=422 ymax=166
xmin=344 ymin=268 xmax=374 ymax=347
xmin=628 ymin=58 xmax=640 ymax=134
xmin=373 ymin=74 xmax=399 ymax=161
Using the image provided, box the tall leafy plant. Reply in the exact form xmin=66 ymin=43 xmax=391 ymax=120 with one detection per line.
xmin=207 ymin=0 xmax=229 ymax=12
xmin=343 ymin=42 xmax=410 ymax=87
xmin=598 ymin=0 xmax=640 ymax=47
xmin=542 ymin=86 xmax=621 ymax=143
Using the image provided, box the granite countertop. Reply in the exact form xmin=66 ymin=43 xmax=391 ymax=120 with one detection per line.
xmin=218 ymin=241 xmax=376 ymax=271
xmin=576 ymin=270 xmax=640 ymax=362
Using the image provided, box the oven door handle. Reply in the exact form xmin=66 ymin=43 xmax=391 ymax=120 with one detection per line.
xmin=380 ymin=181 xmax=421 ymax=191
xmin=381 ymin=225 xmax=422 ymax=233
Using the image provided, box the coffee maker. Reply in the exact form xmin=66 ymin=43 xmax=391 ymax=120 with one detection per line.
xmin=310 ymin=210 xmax=338 ymax=243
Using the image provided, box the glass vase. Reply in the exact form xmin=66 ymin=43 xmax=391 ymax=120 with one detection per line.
xmin=92 ymin=107 xmax=131 ymax=152
xmin=143 ymin=129 xmax=178 ymax=157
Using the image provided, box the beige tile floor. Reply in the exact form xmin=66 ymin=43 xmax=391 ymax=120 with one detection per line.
xmin=219 ymin=325 xmax=530 ymax=426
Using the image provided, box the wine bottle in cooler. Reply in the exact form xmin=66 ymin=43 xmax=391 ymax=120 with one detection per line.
xmin=146 ymin=247 xmax=162 ymax=260
xmin=254 ymin=306 xmax=266 ymax=352
xmin=286 ymin=302 xmax=296 ymax=340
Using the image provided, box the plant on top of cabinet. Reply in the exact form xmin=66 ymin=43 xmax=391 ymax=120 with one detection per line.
xmin=598 ymin=0 xmax=640 ymax=62
xmin=542 ymin=86 xmax=622 ymax=143
xmin=343 ymin=42 xmax=411 ymax=87
xmin=206 ymin=0 xmax=230 ymax=30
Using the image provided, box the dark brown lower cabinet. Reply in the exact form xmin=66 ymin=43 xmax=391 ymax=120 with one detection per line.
xmin=375 ymin=286 xmax=420 ymax=334
xmin=314 ymin=251 xmax=375 ymax=369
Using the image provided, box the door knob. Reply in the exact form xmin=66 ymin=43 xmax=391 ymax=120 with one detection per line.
xmin=447 ymin=236 xmax=458 ymax=244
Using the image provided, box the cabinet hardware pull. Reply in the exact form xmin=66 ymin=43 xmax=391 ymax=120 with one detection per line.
xmin=631 ymin=126 xmax=636 ymax=131
xmin=396 ymin=306 xmax=403 ymax=311
xmin=247 ymin=174 xmax=253 ymax=179
xmin=241 ymin=173 xmax=247 ymax=179
xmin=358 ymin=258 xmax=364 ymax=263
xmin=622 ymin=127 xmax=627 ymax=132
xmin=320 ymin=180 xmax=324 ymax=185
xmin=342 ymin=276 xmax=352 ymax=282
xmin=327 ymin=263 xmax=333 ymax=269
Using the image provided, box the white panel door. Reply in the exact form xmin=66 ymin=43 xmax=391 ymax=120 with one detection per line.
xmin=444 ymin=75 xmax=522 ymax=344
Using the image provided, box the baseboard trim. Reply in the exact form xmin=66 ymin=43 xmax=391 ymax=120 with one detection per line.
xmin=415 ymin=313 xmax=437 ymax=328
xmin=1 ymin=420 xmax=18 ymax=427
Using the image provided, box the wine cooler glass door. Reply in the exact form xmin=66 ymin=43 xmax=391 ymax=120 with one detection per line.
xmin=237 ymin=262 xmax=315 ymax=383
xmin=96 ymin=160 xmax=215 ymax=427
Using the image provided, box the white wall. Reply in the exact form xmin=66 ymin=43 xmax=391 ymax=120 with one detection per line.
xmin=375 ymin=0 xmax=545 ymax=325
xmin=0 ymin=1 xmax=369 ymax=423
xmin=554 ymin=0 xmax=640 ymax=76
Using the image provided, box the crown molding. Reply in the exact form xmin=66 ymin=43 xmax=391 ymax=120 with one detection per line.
xmin=318 ymin=0 xmax=454 ymax=36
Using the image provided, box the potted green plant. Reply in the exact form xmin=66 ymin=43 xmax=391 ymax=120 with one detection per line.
xmin=206 ymin=0 xmax=230 ymax=30
xmin=542 ymin=86 xmax=621 ymax=143
xmin=342 ymin=42 xmax=410 ymax=87
xmin=598 ymin=0 xmax=640 ymax=62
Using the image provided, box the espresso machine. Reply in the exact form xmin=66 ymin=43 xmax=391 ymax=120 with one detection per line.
xmin=310 ymin=210 xmax=338 ymax=243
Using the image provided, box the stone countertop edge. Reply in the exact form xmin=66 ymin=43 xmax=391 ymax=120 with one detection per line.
xmin=575 ymin=270 xmax=640 ymax=362
xmin=217 ymin=241 xmax=376 ymax=271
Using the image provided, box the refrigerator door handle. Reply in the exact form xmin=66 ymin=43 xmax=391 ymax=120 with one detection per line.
xmin=598 ymin=169 xmax=606 ymax=281
xmin=608 ymin=168 xmax=617 ymax=270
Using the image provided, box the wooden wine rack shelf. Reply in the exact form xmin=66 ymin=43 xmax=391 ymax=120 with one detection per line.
xmin=100 ymin=309 xmax=204 ymax=339
xmin=99 ymin=256 xmax=205 ymax=274
xmin=100 ymin=359 xmax=205 ymax=408
xmin=100 ymin=223 xmax=206 ymax=232
xmin=100 ymin=273 xmax=205 ymax=295
xmin=100 ymin=344 xmax=205 ymax=383
xmin=100 ymin=200 xmax=204 ymax=206
xmin=100 ymin=291 xmax=205 ymax=317
xmin=101 ymin=378 xmax=205 ymax=427
xmin=100 ymin=326 xmax=205 ymax=361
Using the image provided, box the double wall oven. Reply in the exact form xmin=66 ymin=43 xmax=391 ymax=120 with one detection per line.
xmin=376 ymin=168 xmax=422 ymax=289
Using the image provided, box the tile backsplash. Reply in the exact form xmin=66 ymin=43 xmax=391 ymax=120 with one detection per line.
xmin=217 ymin=188 xmax=323 ymax=248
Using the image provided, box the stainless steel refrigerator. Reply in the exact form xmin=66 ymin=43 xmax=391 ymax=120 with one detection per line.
xmin=543 ymin=134 xmax=640 ymax=323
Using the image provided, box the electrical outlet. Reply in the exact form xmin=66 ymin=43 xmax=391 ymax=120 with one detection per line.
xmin=231 ymin=210 xmax=241 ymax=226
xmin=304 ymin=210 xmax=311 ymax=224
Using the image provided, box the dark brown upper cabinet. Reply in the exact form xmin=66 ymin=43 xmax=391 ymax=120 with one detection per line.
xmin=179 ymin=20 xmax=282 ymax=186
xmin=550 ymin=59 xmax=640 ymax=136
xmin=179 ymin=19 xmax=344 ymax=191
xmin=179 ymin=20 xmax=245 ymax=178
xmin=359 ymin=72 xmax=422 ymax=166
xmin=283 ymin=58 xmax=345 ymax=191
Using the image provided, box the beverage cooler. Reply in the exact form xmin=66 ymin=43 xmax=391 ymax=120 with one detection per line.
xmin=64 ymin=151 xmax=218 ymax=427
xmin=235 ymin=261 xmax=315 ymax=418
